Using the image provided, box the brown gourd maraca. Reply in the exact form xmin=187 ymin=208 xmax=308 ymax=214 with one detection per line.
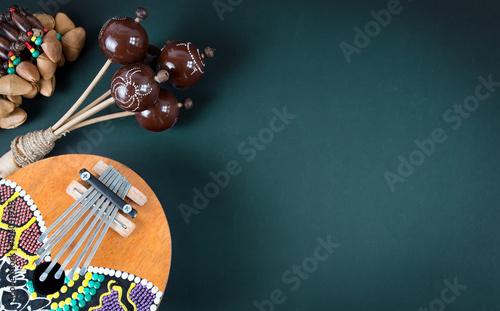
xmin=111 ymin=63 xmax=159 ymax=112
xmin=158 ymin=41 xmax=215 ymax=89
xmin=135 ymin=88 xmax=180 ymax=132
xmin=98 ymin=10 xmax=149 ymax=65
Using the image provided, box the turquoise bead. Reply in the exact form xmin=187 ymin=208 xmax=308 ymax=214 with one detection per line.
xmin=57 ymin=33 xmax=62 ymax=40
xmin=13 ymin=58 xmax=20 ymax=65
xmin=84 ymin=294 xmax=91 ymax=302
xmin=90 ymin=288 xmax=96 ymax=296
xmin=56 ymin=308 xmax=62 ymax=311
xmin=63 ymin=305 xmax=70 ymax=311
xmin=77 ymin=293 xmax=83 ymax=301
xmin=65 ymin=276 xmax=70 ymax=284
xmin=35 ymin=37 xmax=43 ymax=46
xmin=97 ymin=275 xmax=104 ymax=282
xmin=70 ymin=299 xmax=77 ymax=307
xmin=7 ymin=67 xmax=15 ymax=74
xmin=93 ymin=282 xmax=101 ymax=289
xmin=78 ymin=300 xmax=85 ymax=308
xmin=32 ymin=50 xmax=40 ymax=58
xmin=88 ymin=281 xmax=95 ymax=288
xmin=92 ymin=273 xmax=98 ymax=281
xmin=72 ymin=307 xmax=79 ymax=311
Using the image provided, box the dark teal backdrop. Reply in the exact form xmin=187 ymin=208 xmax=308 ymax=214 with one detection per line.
xmin=1 ymin=0 xmax=500 ymax=310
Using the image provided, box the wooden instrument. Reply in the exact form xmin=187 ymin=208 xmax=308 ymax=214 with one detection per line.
xmin=0 ymin=154 xmax=171 ymax=311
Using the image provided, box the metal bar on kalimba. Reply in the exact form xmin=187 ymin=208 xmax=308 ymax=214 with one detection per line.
xmin=37 ymin=166 xmax=114 ymax=244
xmin=35 ymin=167 xmax=117 ymax=266
xmin=55 ymin=174 xmax=126 ymax=279
xmin=79 ymin=176 xmax=130 ymax=275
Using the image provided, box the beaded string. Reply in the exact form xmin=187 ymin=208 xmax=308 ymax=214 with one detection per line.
xmin=0 ymin=5 xmax=57 ymax=76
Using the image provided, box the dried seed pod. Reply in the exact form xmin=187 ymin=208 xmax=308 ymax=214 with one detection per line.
xmin=37 ymin=53 xmax=57 ymax=80
xmin=15 ymin=61 xmax=40 ymax=83
xmin=4 ymin=94 xmax=22 ymax=106
xmin=54 ymin=12 xmax=75 ymax=36
xmin=0 ymin=74 xmax=34 ymax=96
xmin=0 ymin=98 xmax=15 ymax=118
xmin=41 ymin=30 xmax=63 ymax=63
xmin=38 ymin=76 xmax=55 ymax=97
xmin=23 ymin=82 xmax=39 ymax=99
xmin=61 ymin=27 xmax=85 ymax=62
xmin=57 ymin=53 xmax=65 ymax=67
xmin=0 ymin=107 xmax=27 ymax=129
xmin=33 ymin=13 xmax=55 ymax=31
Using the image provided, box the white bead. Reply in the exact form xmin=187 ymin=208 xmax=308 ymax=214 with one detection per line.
xmin=139 ymin=278 xmax=146 ymax=286
xmin=150 ymin=305 xmax=157 ymax=311
xmin=109 ymin=269 xmax=115 ymax=276
xmin=44 ymin=256 xmax=51 ymax=262
xmin=40 ymin=226 xmax=46 ymax=232
xmin=19 ymin=190 xmax=26 ymax=197
xmin=98 ymin=267 xmax=104 ymax=274
xmin=154 ymin=297 xmax=161 ymax=304
xmin=15 ymin=186 xmax=21 ymax=192
xmin=9 ymin=182 xmax=16 ymax=188
xmin=104 ymin=268 xmax=110 ymax=275
xmin=30 ymin=204 xmax=36 ymax=211
xmin=115 ymin=270 xmax=122 ymax=278
xmin=0 ymin=179 xmax=5 ymax=185
xmin=134 ymin=276 xmax=141 ymax=284
xmin=24 ymin=194 xmax=30 ymax=200
xmin=38 ymin=220 xmax=45 ymax=227
xmin=156 ymin=291 xmax=162 ymax=298
xmin=122 ymin=272 xmax=128 ymax=279
xmin=128 ymin=274 xmax=134 ymax=282
xmin=151 ymin=286 xmax=158 ymax=294
xmin=146 ymin=282 xmax=153 ymax=289
xmin=27 ymin=199 xmax=34 ymax=206
xmin=34 ymin=210 xmax=40 ymax=217
xmin=75 ymin=267 xmax=81 ymax=274
xmin=88 ymin=266 xmax=94 ymax=273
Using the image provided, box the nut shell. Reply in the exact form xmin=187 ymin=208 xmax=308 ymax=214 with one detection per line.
xmin=0 ymin=107 xmax=27 ymax=129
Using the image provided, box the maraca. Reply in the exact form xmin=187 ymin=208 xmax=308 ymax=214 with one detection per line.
xmin=158 ymin=41 xmax=215 ymax=89
xmin=135 ymin=89 xmax=193 ymax=132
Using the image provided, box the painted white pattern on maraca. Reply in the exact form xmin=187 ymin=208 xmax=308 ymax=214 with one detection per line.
xmin=111 ymin=66 xmax=154 ymax=112
xmin=177 ymin=42 xmax=205 ymax=75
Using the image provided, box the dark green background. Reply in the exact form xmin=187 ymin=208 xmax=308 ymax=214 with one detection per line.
xmin=2 ymin=0 xmax=500 ymax=310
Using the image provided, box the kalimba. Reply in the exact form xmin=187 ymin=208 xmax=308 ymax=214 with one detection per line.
xmin=0 ymin=154 xmax=171 ymax=311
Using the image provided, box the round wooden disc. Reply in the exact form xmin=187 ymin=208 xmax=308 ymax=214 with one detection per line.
xmin=7 ymin=154 xmax=171 ymax=293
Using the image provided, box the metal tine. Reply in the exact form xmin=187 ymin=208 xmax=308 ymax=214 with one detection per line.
xmin=37 ymin=166 xmax=115 ymax=244
xmin=67 ymin=173 xmax=127 ymax=278
xmin=73 ymin=188 xmax=127 ymax=230
xmin=79 ymin=175 xmax=130 ymax=275
xmin=35 ymin=169 xmax=119 ymax=264
xmin=54 ymin=174 xmax=125 ymax=279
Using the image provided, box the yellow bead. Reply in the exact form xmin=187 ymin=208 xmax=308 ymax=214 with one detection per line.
xmin=47 ymin=294 xmax=53 ymax=300
xmin=8 ymin=63 xmax=14 ymax=68
xmin=30 ymin=292 xmax=37 ymax=299
xmin=82 ymin=279 xmax=89 ymax=287
xmin=68 ymin=280 xmax=75 ymax=287
xmin=31 ymin=36 xmax=37 ymax=42
xmin=72 ymin=292 xmax=78 ymax=299
xmin=51 ymin=302 xmax=58 ymax=309
xmin=65 ymin=298 xmax=71 ymax=305
xmin=59 ymin=301 xmax=65 ymax=308
xmin=30 ymin=48 xmax=35 ymax=53
xmin=85 ymin=272 xmax=92 ymax=280
xmin=73 ymin=273 xmax=80 ymax=281
xmin=10 ymin=56 xmax=15 ymax=61
xmin=53 ymin=292 xmax=60 ymax=299
xmin=78 ymin=286 xmax=84 ymax=293
xmin=60 ymin=286 xmax=67 ymax=293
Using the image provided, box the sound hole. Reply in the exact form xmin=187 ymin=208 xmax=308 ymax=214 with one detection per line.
xmin=33 ymin=262 xmax=66 ymax=295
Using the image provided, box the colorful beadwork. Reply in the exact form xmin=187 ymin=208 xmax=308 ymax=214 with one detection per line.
xmin=0 ymin=180 xmax=163 ymax=311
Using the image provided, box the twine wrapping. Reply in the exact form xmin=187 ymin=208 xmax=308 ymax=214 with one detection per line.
xmin=11 ymin=128 xmax=62 ymax=167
